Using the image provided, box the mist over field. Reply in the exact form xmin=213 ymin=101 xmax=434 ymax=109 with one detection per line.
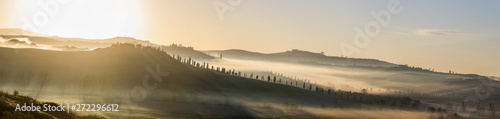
xmin=207 ymin=55 xmax=494 ymax=94
xmin=1 ymin=0 xmax=500 ymax=118
xmin=0 ymin=30 xmax=496 ymax=118
xmin=0 ymin=33 xmax=496 ymax=118
xmin=207 ymin=58 xmax=377 ymax=90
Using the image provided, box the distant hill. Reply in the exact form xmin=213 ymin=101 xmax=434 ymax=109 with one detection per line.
xmin=205 ymin=49 xmax=396 ymax=67
xmin=0 ymin=28 xmax=214 ymax=59
xmin=0 ymin=35 xmax=154 ymax=49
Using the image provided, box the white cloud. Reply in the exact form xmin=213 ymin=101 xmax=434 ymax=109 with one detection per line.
xmin=414 ymin=29 xmax=464 ymax=36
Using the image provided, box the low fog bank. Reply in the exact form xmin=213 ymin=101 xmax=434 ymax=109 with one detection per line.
xmin=207 ymin=58 xmax=497 ymax=95
xmin=0 ymin=37 xmax=89 ymax=51
xmin=0 ymin=86 xmax=434 ymax=118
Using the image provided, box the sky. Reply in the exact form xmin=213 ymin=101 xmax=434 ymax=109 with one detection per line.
xmin=0 ymin=0 xmax=499 ymax=76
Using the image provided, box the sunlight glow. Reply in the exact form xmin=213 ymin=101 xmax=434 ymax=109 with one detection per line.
xmin=17 ymin=0 xmax=143 ymax=39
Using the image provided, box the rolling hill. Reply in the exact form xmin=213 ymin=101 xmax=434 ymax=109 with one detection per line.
xmin=0 ymin=44 xmax=371 ymax=118
xmin=205 ymin=49 xmax=396 ymax=67
xmin=0 ymin=28 xmax=214 ymax=60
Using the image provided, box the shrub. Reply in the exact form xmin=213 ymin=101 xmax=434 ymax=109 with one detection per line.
xmin=0 ymin=90 xmax=6 ymax=96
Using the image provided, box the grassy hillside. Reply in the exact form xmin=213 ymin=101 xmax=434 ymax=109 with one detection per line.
xmin=0 ymin=44 xmax=337 ymax=100
xmin=0 ymin=44 xmax=356 ymax=118
xmin=0 ymin=44 xmax=474 ymax=118
xmin=0 ymin=90 xmax=105 ymax=119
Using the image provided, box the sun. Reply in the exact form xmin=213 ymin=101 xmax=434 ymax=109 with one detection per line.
xmin=16 ymin=0 xmax=143 ymax=39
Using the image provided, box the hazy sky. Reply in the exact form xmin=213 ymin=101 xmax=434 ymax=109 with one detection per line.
xmin=1 ymin=0 xmax=499 ymax=76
